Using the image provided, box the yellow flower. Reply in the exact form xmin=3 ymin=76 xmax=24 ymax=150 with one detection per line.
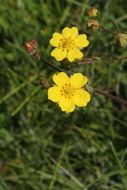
xmin=48 ymin=72 xmax=91 ymax=113
xmin=50 ymin=27 xmax=89 ymax=62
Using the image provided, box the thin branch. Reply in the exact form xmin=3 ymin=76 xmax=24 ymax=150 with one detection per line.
xmin=94 ymin=88 xmax=127 ymax=107
xmin=41 ymin=58 xmax=62 ymax=72
xmin=100 ymin=25 xmax=115 ymax=35
xmin=80 ymin=55 xmax=127 ymax=64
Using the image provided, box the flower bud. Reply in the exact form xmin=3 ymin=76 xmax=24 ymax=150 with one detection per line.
xmin=88 ymin=7 xmax=98 ymax=17
xmin=88 ymin=19 xmax=100 ymax=31
xmin=25 ymin=39 xmax=40 ymax=60
xmin=116 ymin=33 xmax=127 ymax=47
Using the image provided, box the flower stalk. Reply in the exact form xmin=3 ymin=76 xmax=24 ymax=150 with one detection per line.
xmin=94 ymin=88 xmax=127 ymax=107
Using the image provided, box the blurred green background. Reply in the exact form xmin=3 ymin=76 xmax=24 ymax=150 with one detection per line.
xmin=0 ymin=0 xmax=127 ymax=189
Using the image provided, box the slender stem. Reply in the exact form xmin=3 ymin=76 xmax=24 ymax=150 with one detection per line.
xmin=81 ymin=55 xmax=127 ymax=64
xmin=114 ymin=56 xmax=127 ymax=61
xmin=94 ymin=88 xmax=127 ymax=107
xmin=41 ymin=58 xmax=62 ymax=72
xmin=100 ymin=25 xmax=115 ymax=35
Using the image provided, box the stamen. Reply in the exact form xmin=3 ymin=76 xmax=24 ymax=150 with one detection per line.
xmin=60 ymin=83 xmax=75 ymax=99
xmin=59 ymin=38 xmax=75 ymax=51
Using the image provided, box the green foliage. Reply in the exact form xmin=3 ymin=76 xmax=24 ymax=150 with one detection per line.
xmin=0 ymin=0 xmax=127 ymax=189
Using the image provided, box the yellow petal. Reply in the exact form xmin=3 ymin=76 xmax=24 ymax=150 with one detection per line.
xmin=62 ymin=27 xmax=78 ymax=39
xmin=75 ymin=34 xmax=89 ymax=48
xmin=51 ymin=48 xmax=67 ymax=61
xmin=67 ymin=48 xmax=83 ymax=62
xmin=59 ymin=96 xmax=75 ymax=112
xmin=66 ymin=104 xmax=76 ymax=113
xmin=48 ymin=86 xmax=60 ymax=102
xmin=73 ymin=89 xmax=91 ymax=107
xmin=70 ymin=73 xmax=88 ymax=89
xmin=50 ymin=32 xmax=64 ymax=47
xmin=53 ymin=72 xmax=70 ymax=86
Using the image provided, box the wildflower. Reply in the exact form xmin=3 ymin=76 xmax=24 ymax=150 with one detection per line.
xmin=88 ymin=19 xmax=100 ymax=31
xmin=50 ymin=27 xmax=89 ymax=62
xmin=116 ymin=32 xmax=127 ymax=47
xmin=88 ymin=7 xmax=98 ymax=17
xmin=48 ymin=72 xmax=91 ymax=113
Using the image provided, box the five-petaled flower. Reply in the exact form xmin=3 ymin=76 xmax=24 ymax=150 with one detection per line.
xmin=48 ymin=72 xmax=91 ymax=113
xmin=50 ymin=27 xmax=89 ymax=62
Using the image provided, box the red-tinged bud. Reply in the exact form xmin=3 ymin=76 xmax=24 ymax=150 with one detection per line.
xmin=25 ymin=39 xmax=40 ymax=60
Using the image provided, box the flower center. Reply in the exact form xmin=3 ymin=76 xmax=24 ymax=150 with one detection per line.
xmin=60 ymin=83 xmax=75 ymax=99
xmin=59 ymin=38 xmax=75 ymax=51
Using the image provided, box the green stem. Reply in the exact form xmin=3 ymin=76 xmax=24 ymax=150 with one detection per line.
xmin=41 ymin=58 xmax=62 ymax=72
xmin=94 ymin=88 xmax=127 ymax=107
xmin=100 ymin=25 xmax=115 ymax=35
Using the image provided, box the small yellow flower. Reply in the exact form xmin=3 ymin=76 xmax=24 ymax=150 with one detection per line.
xmin=50 ymin=27 xmax=89 ymax=62
xmin=48 ymin=72 xmax=91 ymax=113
